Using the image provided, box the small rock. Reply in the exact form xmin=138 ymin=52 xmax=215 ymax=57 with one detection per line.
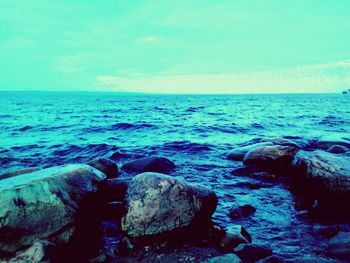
xmin=7 ymin=240 xmax=54 ymax=262
xmin=229 ymin=204 xmax=256 ymax=219
xmin=227 ymin=142 xmax=273 ymax=161
xmin=219 ymin=225 xmax=252 ymax=251
xmin=202 ymin=253 xmax=242 ymax=263
xmin=122 ymin=172 xmax=217 ymax=237
xmin=0 ymin=167 xmax=39 ymax=181
xmin=243 ymin=145 xmax=298 ymax=172
xmin=327 ymin=145 xmax=349 ymax=154
xmin=87 ymin=158 xmax=119 ymax=179
xmin=121 ymin=156 xmax=175 ymax=174
xmin=234 ymin=244 xmax=273 ymax=262
xmin=326 ymin=231 xmax=350 ymax=260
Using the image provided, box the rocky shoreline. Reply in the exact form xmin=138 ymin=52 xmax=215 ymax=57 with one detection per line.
xmin=1 ymin=136 xmax=350 ymax=262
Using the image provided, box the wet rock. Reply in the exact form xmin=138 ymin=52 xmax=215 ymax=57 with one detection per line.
xmin=121 ymin=156 xmax=175 ymax=174
xmin=259 ymin=137 xmax=299 ymax=147
xmin=234 ymin=243 xmax=273 ymax=262
xmin=219 ymin=225 xmax=252 ymax=251
xmin=227 ymin=142 xmax=273 ymax=161
xmin=292 ymin=150 xmax=350 ymax=196
xmin=202 ymin=253 xmax=242 ymax=263
xmin=325 ymin=231 xmax=350 ymax=260
xmin=229 ymin=204 xmax=256 ymax=219
xmin=87 ymin=158 xmax=119 ymax=179
xmin=6 ymin=240 xmax=55 ymax=262
xmin=313 ymin=137 xmax=350 ymax=150
xmin=122 ymin=172 xmax=217 ymax=237
xmin=0 ymin=164 xmax=106 ymax=255
xmin=249 ymin=172 xmax=279 ymax=183
xmin=0 ymin=167 xmax=39 ymax=181
xmin=243 ymin=145 xmax=298 ymax=172
xmin=327 ymin=145 xmax=349 ymax=154
xmin=99 ymin=177 xmax=131 ymax=202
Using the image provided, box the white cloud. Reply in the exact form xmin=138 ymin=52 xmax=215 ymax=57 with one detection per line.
xmin=52 ymin=54 xmax=89 ymax=73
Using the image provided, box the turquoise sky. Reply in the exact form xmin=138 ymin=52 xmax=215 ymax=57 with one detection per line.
xmin=1 ymin=0 xmax=350 ymax=93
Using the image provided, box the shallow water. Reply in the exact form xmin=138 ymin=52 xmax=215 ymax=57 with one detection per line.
xmin=1 ymin=91 xmax=350 ymax=262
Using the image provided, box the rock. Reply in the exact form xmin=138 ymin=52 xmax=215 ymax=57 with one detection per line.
xmin=292 ymin=150 xmax=350 ymax=196
xmin=227 ymin=142 xmax=273 ymax=161
xmin=229 ymin=204 xmax=256 ymax=219
xmin=259 ymin=137 xmax=299 ymax=147
xmin=326 ymin=231 xmax=350 ymax=260
xmin=234 ymin=244 xmax=273 ymax=262
xmin=0 ymin=164 xmax=106 ymax=255
xmin=121 ymin=156 xmax=175 ymax=174
xmin=99 ymin=177 xmax=131 ymax=202
xmin=87 ymin=158 xmax=119 ymax=179
xmin=243 ymin=145 xmax=298 ymax=172
xmin=312 ymin=225 xmax=340 ymax=239
xmin=202 ymin=253 xmax=242 ymax=263
xmin=249 ymin=172 xmax=279 ymax=183
xmin=0 ymin=167 xmax=39 ymax=181
xmin=6 ymin=240 xmax=54 ymax=263
xmin=313 ymin=137 xmax=350 ymax=150
xmin=219 ymin=225 xmax=252 ymax=251
xmin=327 ymin=145 xmax=349 ymax=154
xmin=122 ymin=172 xmax=217 ymax=237
xmin=103 ymin=201 xmax=127 ymax=219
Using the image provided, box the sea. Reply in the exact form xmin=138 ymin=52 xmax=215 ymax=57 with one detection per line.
xmin=1 ymin=91 xmax=350 ymax=262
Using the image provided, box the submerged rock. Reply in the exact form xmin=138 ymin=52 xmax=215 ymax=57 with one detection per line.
xmin=0 ymin=167 xmax=39 ymax=181
xmin=87 ymin=158 xmax=119 ymax=179
xmin=227 ymin=142 xmax=273 ymax=161
xmin=327 ymin=145 xmax=349 ymax=154
xmin=234 ymin=243 xmax=273 ymax=262
xmin=121 ymin=156 xmax=175 ymax=174
xmin=243 ymin=145 xmax=298 ymax=172
xmin=0 ymin=164 xmax=106 ymax=255
xmin=313 ymin=137 xmax=350 ymax=151
xmin=326 ymin=231 xmax=350 ymax=260
xmin=229 ymin=204 xmax=256 ymax=219
xmin=122 ymin=172 xmax=217 ymax=237
xmin=202 ymin=253 xmax=242 ymax=263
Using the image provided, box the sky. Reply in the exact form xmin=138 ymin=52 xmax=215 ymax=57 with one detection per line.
xmin=1 ymin=0 xmax=350 ymax=94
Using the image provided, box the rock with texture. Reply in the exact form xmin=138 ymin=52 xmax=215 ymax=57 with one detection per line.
xmin=0 ymin=164 xmax=106 ymax=255
xmin=87 ymin=158 xmax=118 ymax=179
xmin=121 ymin=156 xmax=175 ymax=174
xmin=227 ymin=142 xmax=273 ymax=161
xmin=122 ymin=172 xmax=217 ymax=237
xmin=243 ymin=145 xmax=298 ymax=171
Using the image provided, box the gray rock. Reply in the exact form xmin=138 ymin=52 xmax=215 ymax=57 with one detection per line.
xmin=87 ymin=158 xmax=118 ymax=179
xmin=122 ymin=172 xmax=217 ymax=237
xmin=0 ymin=164 xmax=106 ymax=255
xmin=292 ymin=150 xmax=350 ymax=195
xmin=219 ymin=225 xmax=252 ymax=251
xmin=0 ymin=167 xmax=39 ymax=181
xmin=327 ymin=145 xmax=349 ymax=154
xmin=227 ymin=142 xmax=273 ymax=161
xmin=121 ymin=156 xmax=175 ymax=174
xmin=202 ymin=253 xmax=242 ymax=263
xmin=234 ymin=244 xmax=273 ymax=262
xmin=243 ymin=145 xmax=298 ymax=171
xmin=326 ymin=231 xmax=350 ymax=260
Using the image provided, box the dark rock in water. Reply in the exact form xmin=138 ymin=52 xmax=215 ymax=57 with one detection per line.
xmin=249 ymin=172 xmax=279 ymax=183
xmin=87 ymin=158 xmax=119 ymax=179
xmin=121 ymin=172 xmax=217 ymax=237
xmin=292 ymin=150 xmax=350 ymax=196
xmin=0 ymin=164 xmax=106 ymax=255
xmin=313 ymin=137 xmax=350 ymax=151
xmin=243 ymin=145 xmax=298 ymax=172
xmin=202 ymin=253 xmax=242 ymax=263
xmin=326 ymin=231 xmax=350 ymax=260
xmin=227 ymin=142 xmax=273 ymax=161
xmin=259 ymin=137 xmax=299 ymax=147
xmin=219 ymin=225 xmax=252 ymax=251
xmin=6 ymin=240 xmax=55 ymax=262
xmin=0 ymin=167 xmax=39 ymax=181
xmin=234 ymin=243 xmax=273 ymax=262
xmin=327 ymin=145 xmax=349 ymax=154
xmin=229 ymin=204 xmax=256 ymax=219
xmin=121 ymin=156 xmax=175 ymax=174
xmin=99 ymin=177 xmax=130 ymax=202
xmin=312 ymin=225 xmax=340 ymax=239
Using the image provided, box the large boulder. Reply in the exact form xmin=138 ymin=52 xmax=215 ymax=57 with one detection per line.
xmin=243 ymin=145 xmax=298 ymax=172
xmin=121 ymin=172 xmax=217 ymax=237
xmin=87 ymin=158 xmax=118 ymax=179
xmin=121 ymin=156 xmax=175 ymax=174
xmin=326 ymin=231 xmax=350 ymax=260
xmin=0 ymin=164 xmax=106 ymax=255
xmin=292 ymin=150 xmax=350 ymax=195
xmin=227 ymin=142 xmax=273 ymax=161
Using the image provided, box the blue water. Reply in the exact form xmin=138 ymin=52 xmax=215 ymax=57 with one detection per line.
xmin=1 ymin=91 xmax=350 ymax=262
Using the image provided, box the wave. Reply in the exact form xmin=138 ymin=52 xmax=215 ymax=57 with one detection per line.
xmin=148 ymin=140 xmax=215 ymax=154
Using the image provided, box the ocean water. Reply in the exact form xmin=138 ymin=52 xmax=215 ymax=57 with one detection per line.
xmin=1 ymin=91 xmax=350 ymax=261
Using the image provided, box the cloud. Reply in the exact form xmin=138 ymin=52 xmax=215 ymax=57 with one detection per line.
xmin=93 ymin=60 xmax=350 ymax=93
xmin=52 ymin=54 xmax=89 ymax=73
